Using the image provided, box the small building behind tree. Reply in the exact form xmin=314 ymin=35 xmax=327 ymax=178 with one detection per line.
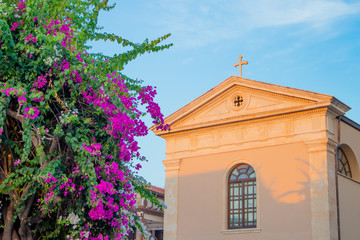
xmin=129 ymin=186 xmax=164 ymax=240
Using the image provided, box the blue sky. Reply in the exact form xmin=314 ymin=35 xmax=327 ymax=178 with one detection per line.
xmin=91 ymin=0 xmax=360 ymax=187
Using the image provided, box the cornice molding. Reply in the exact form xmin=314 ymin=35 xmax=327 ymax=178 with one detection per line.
xmin=168 ymin=105 xmax=328 ymax=135
xmin=164 ymin=135 xmax=327 ymax=161
xmin=305 ymin=138 xmax=338 ymax=153
xmin=327 ymin=97 xmax=351 ymax=116
xmin=158 ymin=107 xmax=328 ymax=138
xmin=162 ymin=159 xmax=181 ymax=172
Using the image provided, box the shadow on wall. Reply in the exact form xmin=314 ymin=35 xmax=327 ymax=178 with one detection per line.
xmin=173 ymin=166 xmax=313 ymax=240
xmin=169 ymin=143 xmax=335 ymax=240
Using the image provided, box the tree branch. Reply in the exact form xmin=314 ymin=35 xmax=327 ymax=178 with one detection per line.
xmin=20 ymin=184 xmax=32 ymax=200
xmin=0 ymin=166 xmax=7 ymax=182
xmin=19 ymin=194 xmax=36 ymax=240
xmin=6 ymin=109 xmax=24 ymax=123
xmin=2 ymin=200 xmax=15 ymax=240
xmin=49 ymin=136 xmax=59 ymax=154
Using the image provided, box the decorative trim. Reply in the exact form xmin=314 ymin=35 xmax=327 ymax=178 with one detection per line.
xmin=329 ymin=97 xmax=351 ymax=115
xmin=234 ymin=85 xmax=313 ymax=103
xmin=162 ymin=159 xmax=181 ymax=172
xmin=229 ymin=92 xmax=248 ymax=111
xmin=305 ymin=138 xmax=328 ymax=152
xmin=169 ymin=101 xmax=324 ymax=134
xmin=164 ymin=136 xmax=327 ymax=162
xmin=305 ymin=138 xmax=337 ymax=153
xmin=327 ymin=138 xmax=338 ymax=150
xmin=161 ymin=107 xmax=328 ymax=138
xmin=220 ymin=228 xmax=261 ymax=234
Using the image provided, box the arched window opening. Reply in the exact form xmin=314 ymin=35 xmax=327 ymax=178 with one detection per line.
xmin=337 ymin=148 xmax=352 ymax=178
xmin=228 ymin=164 xmax=256 ymax=229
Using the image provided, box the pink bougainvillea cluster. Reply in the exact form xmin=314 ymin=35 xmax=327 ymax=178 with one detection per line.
xmin=23 ymin=107 xmax=40 ymax=119
xmin=33 ymin=75 xmax=47 ymax=89
xmin=0 ymin=0 xmax=171 ymax=239
xmin=25 ymin=33 xmax=37 ymax=43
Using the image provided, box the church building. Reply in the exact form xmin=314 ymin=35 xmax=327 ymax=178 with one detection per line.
xmin=152 ymin=59 xmax=360 ymax=240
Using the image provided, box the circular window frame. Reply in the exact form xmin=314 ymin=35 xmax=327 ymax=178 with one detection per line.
xmin=229 ymin=92 xmax=247 ymax=111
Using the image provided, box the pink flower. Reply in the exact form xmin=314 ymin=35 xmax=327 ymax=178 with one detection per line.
xmin=23 ymin=107 xmax=40 ymax=119
xmin=82 ymin=142 xmax=102 ymax=156
xmin=18 ymin=96 xmax=26 ymax=106
xmin=16 ymin=0 xmax=26 ymax=11
xmin=76 ymin=52 xmax=83 ymax=62
xmin=60 ymin=178 xmax=75 ymax=196
xmin=26 ymin=34 xmax=37 ymax=43
xmin=11 ymin=22 xmax=20 ymax=31
xmin=33 ymin=75 xmax=47 ymax=88
xmin=14 ymin=159 xmax=21 ymax=165
xmin=5 ymin=88 xmax=17 ymax=96
xmin=32 ymin=95 xmax=44 ymax=102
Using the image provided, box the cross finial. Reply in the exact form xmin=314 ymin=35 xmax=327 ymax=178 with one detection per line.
xmin=233 ymin=55 xmax=248 ymax=77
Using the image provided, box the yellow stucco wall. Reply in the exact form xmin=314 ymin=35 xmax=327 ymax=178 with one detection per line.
xmin=338 ymin=175 xmax=360 ymax=240
xmin=337 ymin=120 xmax=360 ymax=240
xmin=177 ymin=143 xmax=312 ymax=240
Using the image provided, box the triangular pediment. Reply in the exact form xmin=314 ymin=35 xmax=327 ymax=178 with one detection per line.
xmin=152 ymin=76 xmax=350 ymax=135
xmin=174 ymin=85 xmax=311 ymax=127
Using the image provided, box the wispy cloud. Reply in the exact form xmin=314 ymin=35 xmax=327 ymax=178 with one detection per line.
xmin=241 ymin=0 xmax=360 ymax=28
xmin=148 ymin=0 xmax=360 ymax=48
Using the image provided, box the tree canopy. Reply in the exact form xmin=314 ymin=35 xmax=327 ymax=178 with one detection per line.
xmin=0 ymin=0 xmax=171 ymax=239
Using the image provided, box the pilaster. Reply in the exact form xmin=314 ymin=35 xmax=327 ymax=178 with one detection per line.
xmin=162 ymin=159 xmax=181 ymax=240
xmin=305 ymin=138 xmax=338 ymax=240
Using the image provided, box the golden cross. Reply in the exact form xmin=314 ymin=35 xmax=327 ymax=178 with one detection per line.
xmin=233 ymin=55 xmax=248 ymax=77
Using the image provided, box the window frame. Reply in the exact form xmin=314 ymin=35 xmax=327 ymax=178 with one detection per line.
xmin=337 ymin=148 xmax=352 ymax=178
xmin=227 ymin=163 xmax=257 ymax=229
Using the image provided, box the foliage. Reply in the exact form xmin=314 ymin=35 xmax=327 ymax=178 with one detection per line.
xmin=0 ymin=0 xmax=171 ymax=239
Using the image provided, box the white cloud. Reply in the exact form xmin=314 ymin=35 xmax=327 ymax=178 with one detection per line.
xmin=242 ymin=0 xmax=360 ymax=28
xmin=149 ymin=0 xmax=360 ymax=48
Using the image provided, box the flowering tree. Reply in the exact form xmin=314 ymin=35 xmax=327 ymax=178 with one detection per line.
xmin=0 ymin=0 xmax=171 ymax=239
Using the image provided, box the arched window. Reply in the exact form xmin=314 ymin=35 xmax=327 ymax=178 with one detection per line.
xmin=337 ymin=148 xmax=352 ymax=178
xmin=228 ymin=163 xmax=256 ymax=229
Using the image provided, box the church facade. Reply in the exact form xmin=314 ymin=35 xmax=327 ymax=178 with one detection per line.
xmin=152 ymin=76 xmax=360 ymax=240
